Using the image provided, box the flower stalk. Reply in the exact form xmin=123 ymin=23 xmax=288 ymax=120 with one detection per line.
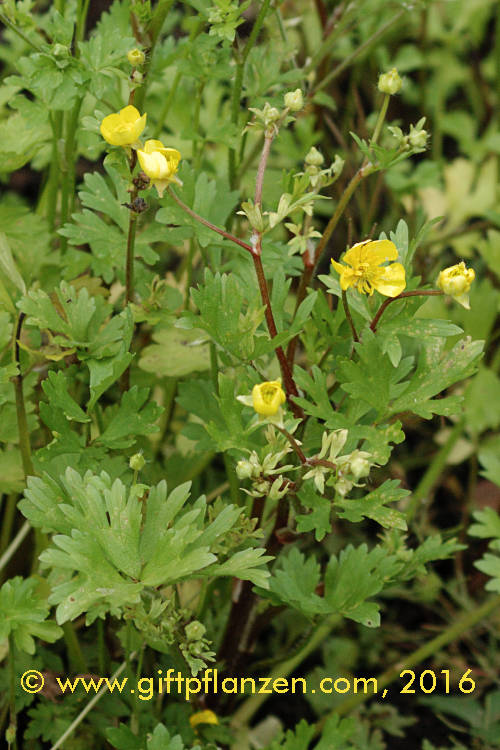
xmin=370 ymin=290 xmax=443 ymax=332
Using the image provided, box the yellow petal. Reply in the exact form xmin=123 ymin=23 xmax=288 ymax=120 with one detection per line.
xmin=120 ymin=105 xmax=141 ymax=122
xmin=137 ymin=150 xmax=168 ymax=179
xmin=331 ymin=259 xmax=346 ymax=276
xmin=361 ymin=239 xmax=398 ymax=265
xmin=342 ymin=240 xmax=370 ymax=267
xmin=143 ymin=138 xmax=165 ymax=154
xmin=373 ymin=262 xmax=406 ymax=297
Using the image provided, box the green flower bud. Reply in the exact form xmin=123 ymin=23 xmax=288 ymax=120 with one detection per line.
xmin=347 ymin=450 xmax=371 ymax=480
xmin=378 ymin=68 xmax=402 ymax=95
xmin=305 ymin=146 xmax=324 ymax=167
xmin=408 ymin=124 xmax=428 ymax=149
xmin=129 ymin=453 xmax=145 ymax=472
xmin=236 ymin=460 xmax=254 ymax=480
xmin=53 ymin=43 xmax=70 ymax=58
xmin=284 ymin=88 xmax=304 ymax=111
xmin=185 ymin=621 xmax=206 ymax=641
xmin=127 ymin=48 xmax=146 ymax=66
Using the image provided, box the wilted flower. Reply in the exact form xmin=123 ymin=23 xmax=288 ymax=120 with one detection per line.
xmin=137 ymin=139 xmax=181 ymax=197
xmin=437 ymin=261 xmax=475 ymax=309
xmin=100 ymin=105 xmax=146 ymax=147
xmin=331 ymin=239 xmax=406 ymax=297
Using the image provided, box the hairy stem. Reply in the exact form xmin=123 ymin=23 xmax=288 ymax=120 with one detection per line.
xmin=228 ymin=0 xmax=272 ymax=188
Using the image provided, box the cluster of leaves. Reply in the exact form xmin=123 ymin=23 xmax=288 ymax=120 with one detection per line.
xmin=0 ymin=0 xmax=499 ymax=748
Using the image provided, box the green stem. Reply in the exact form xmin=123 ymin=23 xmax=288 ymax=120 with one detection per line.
xmin=0 ymin=11 xmax=44 ymax=52
xmin=405 ymin=418 xmax=464 ymax=523
xmin=59 ymin=98 xmax=83 ymax=253
xmin=341 ymin=290 xmax=359 ymax=342
xmin=0 ymin=495 xmax=18 ymax=556
xmin=7 ymin=633 xmax=17 ymax=750
xmin=318 ymin=593 xmax=500 ymax=727
xmin=228 ymin=0 xmax=272 ymax=188
xmin=50 ymin=654 xmax=136 ymax=750
xmin=125 ymin=209 xmax=138 ymax=306
xmin=75 ymin=0 xmax=90 ymax=43
xmin=12 ymin=313 xmax=33 ymax=478
xmin=231 ymin=613 xmax=340 ymax=728
xmin=314 ymin=10 xmax=406 ymax=93
xmin=371 ymin=93 xmax=390 ymax=146
xmin=45 ymin=112 xmax=64 ymax=234
xmin=0 ymin=522 xmax=31 ymax=576
xmin=62 ymin=621 xmax=87 ymax=674
xmin=313 ymin=164 xmax=374 ymax=270
xmin=210 ymin=343 xmax=241 ymax=506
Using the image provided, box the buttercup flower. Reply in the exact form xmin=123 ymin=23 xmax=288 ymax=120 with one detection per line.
xmin=137 ymin=139 xmax=181 ymax=197
xmin=100 ymin=105 xmax=146 ymax=147
xmin=437 ymin=261 xmax=475 ymax=309
xmin=189 ymin=709 xmax=219 ymax=729
xmin=331 ymin=239 xmax=406 ymax=297
xmin=252 ymin=380 xmax=286 ymax=416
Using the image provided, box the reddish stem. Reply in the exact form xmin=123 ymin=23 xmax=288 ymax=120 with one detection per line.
xmin=370 ymin=290 xmax=444 ymax=332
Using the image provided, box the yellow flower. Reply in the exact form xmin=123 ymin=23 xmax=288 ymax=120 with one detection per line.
xmin=331 ymin=239 xmax=406 ymax=297
xmin=137 ymin=139 xmax=181 ymax=197
xmin=189 ymin=709 xmax=219 ymax=730
xmin=100 ymin=105 xmax=146 ymax=147
xmin=252 ymin=380 xmax=286 ymax=416
xmin=437 ymin=261 xmax=475 ymax=309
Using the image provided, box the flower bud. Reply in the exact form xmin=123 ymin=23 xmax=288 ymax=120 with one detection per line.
xmin=129 ymin=453 xmax=145 ymax=472
xmin=131 ymin=70 xmax=144 ymax=85
xmin=53 ymin=43 xmax=70 ymax=58
xmin=236 ymin=460 xmax=254 ymax=480
xmin=408 ymin=124 xmax=428 ymax=149
xmin=378 ymin=68 xmax=402 ymax=95
xmin=284 ymin=88 xmax=304 ymax=111
xmin=189 ymin=710 xmax=219 ymax=729
xmin=185 ymin=621 xmax=206 ymax=641
xmin=127 ymin=48 xmax=146 ymax=66
xmin=305 ymin=146 xmax=324 ymax=167
xmin=437 ymin=261 xmax=475 ymax=309
xmin=347 ymin=450 xmax=371 ymax=480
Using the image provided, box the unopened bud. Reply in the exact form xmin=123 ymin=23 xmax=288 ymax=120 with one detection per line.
xmin=347 ymin=450 xmax=371 ymax=480
xmin=284 ymin=88 xmax=304 ymax=111
xmin=378 ymin=68 xmax=402 ymax=95
xmin=127 ymin=48 xmax=146 ymax=66
xmin=408 ymin=125 xmax=428 ymax=149
xmin=129 ymin=453 xmax=145 ymax=472
xmin=236 ymin=460 xmax=254 ymax=480
xmin=305 ymin=146 xmax=324 ymax=167
xmin=185 ymin=621 xmax=206 ymax=641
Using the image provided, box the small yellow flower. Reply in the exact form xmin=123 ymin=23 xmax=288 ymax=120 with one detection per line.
xmin=137 ymin=139 xmax=181 ymax=197
xmin=331 ymin=239 xmax=406 ymax=297
xmin=189 ymin=709 xmax=219 ymax=730
xmin=100 ymin=105 xmax=146 ymax=147
xmin=252 ymin=380 xmax=286 ymax=416
xmin=437 ymin=261 xmax=475 ymax=309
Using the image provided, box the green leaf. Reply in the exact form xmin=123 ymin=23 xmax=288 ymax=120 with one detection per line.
xmin=0 ymin=231 xmax=26 ymax=294
xmin=336 ymin=480 xmax=409 ymax=531
xmin=139 ymin=326 xmax=210 ymax=378
xmin=296 ymin=483 xmax=332 ymax=541
xmin=97 ymin=386 xmax=163 ymax=449
xmin=0 ymin=577 xmax=62 ymax=654
xmin=41 ymin=371 xmax=90 ymax=423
